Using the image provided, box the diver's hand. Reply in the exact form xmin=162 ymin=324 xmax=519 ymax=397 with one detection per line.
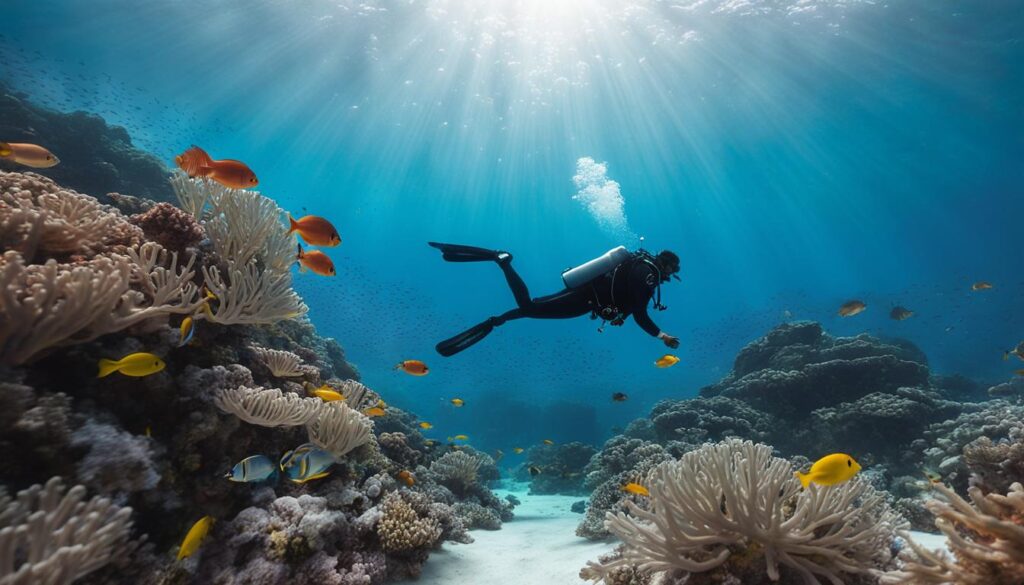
xmin=658 ymin=332 xmax=680 ymax=349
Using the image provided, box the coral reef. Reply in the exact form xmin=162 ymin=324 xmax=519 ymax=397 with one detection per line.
xmin=0 ymin=477 xmax=134 ymax=585
xmin=581 ymin=440 xmax=904 ymax=585
xmin=882 ymin=482 xmax=1024 ymax=584
xmin=0 ymin=170 xmax=488 ymax=585
xmin=129 ymin=202 xmax=203 ymax=255
xmin=429 ymin=451 xmax=481 ymax=498
xmin=522 ymin=441 xmax=596 ymax=495
xmin=0 ymin=82 xmax=174 ymax=202
xmin=917 ymin=400 xmax=1024 ymax=492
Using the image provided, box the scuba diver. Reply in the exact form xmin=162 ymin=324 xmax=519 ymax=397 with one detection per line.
xmin=429 ymin=242 xmax=682 ymax=357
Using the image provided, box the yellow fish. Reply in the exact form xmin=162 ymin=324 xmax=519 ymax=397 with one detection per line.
xmin=450 ymin=398 xmax=465 ymax=407
xmin=923 ymin=469 xmax=942 ymax=484
xmin=419 ymin=422 xmax=433 ymax=430
xmin=312 ymin=386 xmax=344 ymax=402
xmin=795 ymin=453 xmax=861 ymax=488
xmin=1015 ymin=369 xmax=1024 ymax=377
xmin=178 ymin=316 xmax=196 ymax=347
xmin=144 ymin=425 xmax=152 ymax=438
xmin=177 ymin=516 xmax=214 ymax=560
xmin=543 ymin=439 xmax=554 ymax=445
xmin=654 ymin=354 xmax=680 ymax=368
xmin=513 ymin=447 xmax=524 ymax=454
xmin=98 ymin=352 xmax=166 ymax=378
xmin=363 ymin=407 xmax=386 ymax=417
xmin=621 ymin=482 xmax=649 ymax=496
xmin=449 ymin=434 xmax=469 ymax=441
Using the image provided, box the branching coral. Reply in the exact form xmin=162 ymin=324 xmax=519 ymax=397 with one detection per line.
xmin=201 ymin=260 xmax=306 ymax=325
xmin=251 ymin=345 xmax=308 ymax=378
xmin=881 ymin=482 xmax=1024 ymax=584
xmin=581 ymin=439 xmax=904 ymax=585
xmin=0 ymin=242 xmax=202 ymax=365
xmin=307 ymin=402 xmax=373 ymax=459
xmin=214 ymin=385 xmax=321 ymax=427
xmin=0 ymin=170 xmax=143 ymax=260
xmin=171 ymin=172 xmax=306 ymax=325
xmin=0 ymin=477 xmax=134 ymax=585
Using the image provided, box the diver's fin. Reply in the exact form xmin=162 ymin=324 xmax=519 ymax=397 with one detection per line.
xmin=436 ymin=319 xmax=497 ymax=357
xmin=428 ymin=242 xmax=505 ymax=263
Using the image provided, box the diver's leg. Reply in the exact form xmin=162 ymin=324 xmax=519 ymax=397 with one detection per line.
xmin=497 ymin=262 xmax=533 ymax=308
xmin=436 ymin=308 xmax=523 ymax=356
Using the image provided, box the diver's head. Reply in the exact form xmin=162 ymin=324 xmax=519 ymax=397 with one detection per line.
xmin=654 ymin=250 xmax=680 ymax=282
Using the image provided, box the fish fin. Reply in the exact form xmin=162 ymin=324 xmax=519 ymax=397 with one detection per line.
xmin=0 ymin=142 xmax=10 ymax=157
xmin=97 ymin=358 xmax=119 ymax=378
xmin=296 ymin=243 xmax=304 ymax=259
xmin=794 ymin=471 xmax=811 ymax=489
xmin=288 ymin=214 xmax=298 ymax=234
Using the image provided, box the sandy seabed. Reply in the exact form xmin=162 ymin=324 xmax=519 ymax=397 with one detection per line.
xmin=398 ymin=488 xmax=949 ymax=585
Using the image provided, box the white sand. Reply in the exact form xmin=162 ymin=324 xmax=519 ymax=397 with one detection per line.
xmin=400 ymin=487 xmax=948 ymax=585
xmin=397 ymin=490 xmax=615 ymax=585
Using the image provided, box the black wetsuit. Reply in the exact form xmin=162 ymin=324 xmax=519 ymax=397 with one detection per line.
xmin=491 ymin=256 xmax=662 ymax=336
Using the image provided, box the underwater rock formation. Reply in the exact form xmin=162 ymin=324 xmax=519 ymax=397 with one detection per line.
xmin=522 ymin=441 xmax=596 ymax=496
xmin=581 ymin=440 xmax=904 ymax=585
xmin=0 ymin=82 xmax=174 ymax=202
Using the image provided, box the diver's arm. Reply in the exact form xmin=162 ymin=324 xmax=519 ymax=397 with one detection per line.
xmin=629 ymin=263 xmax=679 ymax=347
xmin=628 ymin=264 xmax=662 ymax=337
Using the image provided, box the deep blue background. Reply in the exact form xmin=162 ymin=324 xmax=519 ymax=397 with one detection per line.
xmin=2 ymin=0 xmax=1021 ymax=454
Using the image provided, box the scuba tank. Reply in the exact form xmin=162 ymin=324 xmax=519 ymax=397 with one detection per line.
xmin=562 ymin=246 xmax=632 ymax=289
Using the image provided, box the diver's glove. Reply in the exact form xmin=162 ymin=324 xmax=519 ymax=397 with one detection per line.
xmin=658 ymin=332 xmax=680 ymax=349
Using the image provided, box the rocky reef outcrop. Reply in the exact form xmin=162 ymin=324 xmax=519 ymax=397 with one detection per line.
xmin=0 ymin=80 xmax=174 ymax=203
xmin=578 ymin=320 xmax=1022 ymax=541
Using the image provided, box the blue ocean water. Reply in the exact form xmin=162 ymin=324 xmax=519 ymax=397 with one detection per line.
xmin=2 ymin=0 xmax=1021 ymax=454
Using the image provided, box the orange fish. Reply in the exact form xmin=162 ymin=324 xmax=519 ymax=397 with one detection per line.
xmin=395 ymin=360 xmax=429 ymax=376
xmin=972 ymin=282 xmax=993 ymax=291
xmin=288 ymin=215 xmax=341 ymax=247
xmin=0 ymin=142 xmax=59 ymax=168
xmin=363 ymin=407 xmax=386 ymax=417
xmin=621 ymin=482 xmax=650 ymax=496
xmin=174 ymin=145 xmax=258 ymax=189
xmin=296 ymin=244 xmax=335 ymax=276
xmin=838 ymin=300 xmax=867 ymax=317
xmin=397 ymin=470 xmax=416 ymax=487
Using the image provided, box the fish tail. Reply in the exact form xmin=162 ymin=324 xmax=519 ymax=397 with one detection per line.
xmin=794 ymin=471 xmax=811 ymax=489
xmin=288 ymin=214 xmax=298 ymax=234
xmin=97 ymin=358 xmax=119 ymax=378
xmin=1004 ymin=351 xmax=1011 ymax=361
xmin=0 ymin=142 xmax=10 ymax=157
xmin=176 ymin=145 xmax=214 ymax=177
